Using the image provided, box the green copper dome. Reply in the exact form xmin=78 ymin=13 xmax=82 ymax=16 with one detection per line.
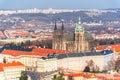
xmin=75 ymin=17 xmax=84 ymax=32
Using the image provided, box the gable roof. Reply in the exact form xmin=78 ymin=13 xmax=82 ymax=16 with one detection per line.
xmin=64 ymin=72 xmax=85 ymax=77
xmin=85 ymin=73 xmax=97 ymax=78
xmin=64 ymin=72 xmax=97 ymax=78
xmin=1 ymin=48 xmax=71 ymax=57
xmin=0 ymin=61 xmax=24 ymax=72
xmin=96 ymin=44 xmax=120 ymax=52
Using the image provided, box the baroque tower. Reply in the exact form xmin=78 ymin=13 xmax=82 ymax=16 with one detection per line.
xmin=74 ymin=17 xmax=85 ymax=52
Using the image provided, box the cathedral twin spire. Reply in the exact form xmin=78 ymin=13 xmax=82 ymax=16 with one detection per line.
xmin=54 ymin=16 xmax=84 ymax=33
xmin=61 ymin=20 xmax=64 ymax=31
xmin=54 ymin=20 xmax=64 ymax=32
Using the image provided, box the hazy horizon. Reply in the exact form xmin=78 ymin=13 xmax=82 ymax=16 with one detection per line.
xmin=0 ymin=0 xmax=120 ymax=10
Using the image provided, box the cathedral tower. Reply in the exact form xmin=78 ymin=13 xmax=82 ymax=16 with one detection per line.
xmin=52 ymin=21 xmax=59 ymax=49
xmin=75 ymin=17 xmax=85 ymax=52
xmin=60 ymin=20 xmax=66 ymax=50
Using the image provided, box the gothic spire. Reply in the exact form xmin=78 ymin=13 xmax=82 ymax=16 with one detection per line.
xmin=61 ymin=20 xmax=64 ymax=30
xmin=54 ymin=20 xmax=57 ymax=30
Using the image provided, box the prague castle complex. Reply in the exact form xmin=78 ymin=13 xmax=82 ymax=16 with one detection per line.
xmin=52 ymin=17 xmax=91 ymax=52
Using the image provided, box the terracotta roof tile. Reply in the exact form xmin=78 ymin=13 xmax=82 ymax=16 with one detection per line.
xmin=96 ymin=46 xmax=107 ymax=51
xmin=85 ymin=73 xmax=97 ymax=78
xmin=2 ymin=48 xmax=70 ymax=57
xmin=64 ymin=72 xmax=85 ymax=77
xmin=96 ymin=44 xmax=120 ymax=52
xmin=0 ymin=65 xmax=3 ymax=72
xmin=3 ymin=61 xmax=24 ymax=67
xmin=0 ymin=61 xmax=24 ymax=72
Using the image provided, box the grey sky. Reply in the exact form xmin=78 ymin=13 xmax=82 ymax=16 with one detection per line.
xmin=0 ymin=0 xmax=120 ymax=10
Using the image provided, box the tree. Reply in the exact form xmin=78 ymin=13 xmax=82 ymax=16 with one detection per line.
xmin=52 ymin=72 xmax=65 ymax=80
xmin=108 ymin=60 xmax=115 ymax=70
xmin=3 ymin=57 xmax=7 ymax=63
xmin=19 ymin=71 xmax=28 ymax=80
xmin=85 ymin=60 xmax=100 ymax=72
xmin=115 ymin=57 xmax=120 ymax=72
xmin=20 ymin=42 xmax=25 ymax=48
xmin=83 ymin=66 xmax=90 ymax=72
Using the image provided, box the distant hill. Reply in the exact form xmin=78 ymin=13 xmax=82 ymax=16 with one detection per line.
xmin=10 ymin=9 xmax=120 ymax=23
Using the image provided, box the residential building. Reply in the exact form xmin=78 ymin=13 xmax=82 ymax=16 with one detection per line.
xmin=0 ymin=61 xmax=25 ymax=80
xmin=1 ymin=47 xmax=68 ymax=71
xmin=36 ymin=58 xmax=57 ymax=72
xmin=96 ymin=44 xmax=120 ymax=58
xmin=57 ymin=50 xmax=114 ymax=71
xmin=0 ymin=47 xmax=114 ymax=73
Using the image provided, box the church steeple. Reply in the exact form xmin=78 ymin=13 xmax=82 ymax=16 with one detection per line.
xmin=54 ymin=21 xmax=57 ymax=30
xmin=75 ymin=16 xmax=84 ymax=32
xmin=78 ymin=16 xmax=81 ymax=24
xmin=62 ymin=20 xmax=64 ymax=31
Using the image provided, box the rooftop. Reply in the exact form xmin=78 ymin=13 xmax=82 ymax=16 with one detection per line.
xmin=0 ymin=61 xmax=24 ymax=72
xmin=0 ymin=45 xmax=33 ymax=53
xmin=57 ymin=50 xmax=113 ymax=59
xmin=64 ymin=72 xmax=97 ymax=78
xmin=1 ymin=47 xmax=71 ymax=57
xmin=96 ymin=44 xmax=120 ymax=52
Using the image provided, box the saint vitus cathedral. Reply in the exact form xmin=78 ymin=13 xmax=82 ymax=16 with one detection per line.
xmin=52 ymin=17 xmax=93 ymax=52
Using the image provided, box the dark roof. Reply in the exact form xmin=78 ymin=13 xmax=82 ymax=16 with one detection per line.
xmin=56 ymin=50 xmax=114 ymax=59
xmin=0 ymin=45 xmax=33 ymax=53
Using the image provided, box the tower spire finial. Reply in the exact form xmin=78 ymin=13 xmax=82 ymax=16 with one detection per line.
xmin=61 ymin=19 xmax=64 ymax=30
xmin=78 ymin=16 xmax=81 ymax=24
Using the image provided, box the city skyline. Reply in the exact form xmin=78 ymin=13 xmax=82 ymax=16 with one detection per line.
xmin=0 ymin=0 xmax=120 ymax=10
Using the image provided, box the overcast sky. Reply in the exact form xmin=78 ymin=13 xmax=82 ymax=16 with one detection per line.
xmin=0 ymin=0 xmax=120 ymax=10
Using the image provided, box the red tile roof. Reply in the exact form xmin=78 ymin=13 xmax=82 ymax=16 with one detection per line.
xmin=2 ymin=49 xmax=36 ymax=57
xmin=96 ymin=46 xmax=107 ymax=51
xmin=0 ymin=66 xmax=3 ymax=72
xmin=64 ymin=72 xmax=85 ymax=77
xmin=32 ymin=48 xmax=71 ymax=54
xmin=85 ymin=73 xmax=97 ymax=78
xmin=0 ymin=61 xmax=24 ymax=72
xmin=96 ymin=44 xmax=120 ymax=52
xmin=2 ymin=48 xmax=71 ymax=57
xmin=3 ymin=61 xmax=24 ymax=67
xmin=96 ymin=74 xmax=120 ymax=80
xmin=64 ymin=72 xmax=97 ymax=78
